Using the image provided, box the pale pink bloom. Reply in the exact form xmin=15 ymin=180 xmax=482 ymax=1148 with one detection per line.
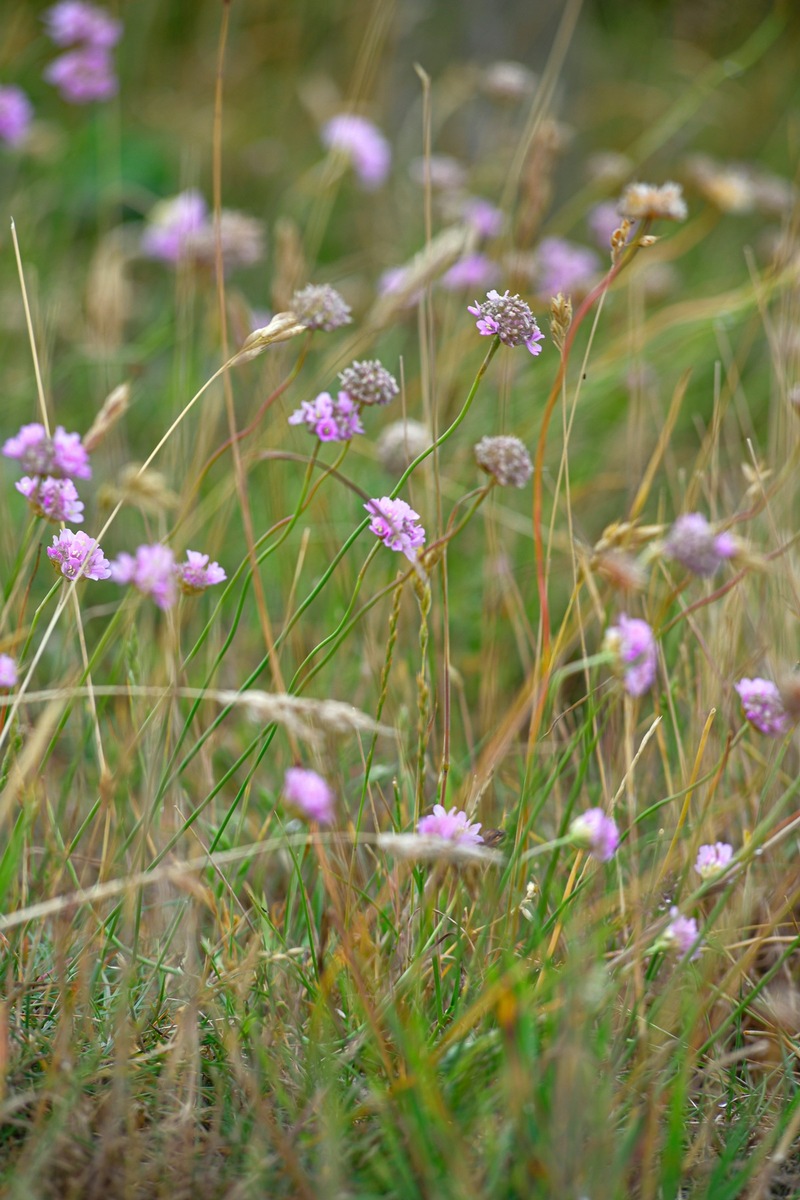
xmin=662 ymin=907 xmax=701 ymax=959
xmin=3 ymin=423 xmax=91 ymax=480
xmin=44 ymin=46 xmax=118 ymax=104
xmin=695 ymin=842 xmax=733 ymax=880
xmin=441 ymin=253 xmax=495 ymax=292
xmin=176 ymin=551 xmax=226 ymax=595
xmin=322 ymin=114 xmax=391 ymax=190
xmin=16 ymin=476 xmax=83 ymax=524
xmin=44 ymin=2 xmax=122 ymax=48
xmin=47 ymin=529 xmax=110 ymax=581
xmin=460 ymin=197 xmax=505 ymax=238
xmin=141 ymin=190 xmax=208 ymax=263
xmin=663 ymin=513 xmax=736 ymax=577
xmin=283 ymin=767 xmax=334 ymax=824
xmin=735 ymin=677 xmax=790 ymax=737
xmin=365 ymin=497 xmax=426 ymax=562
xmin=588 ymin=200 xmax=631 ymax=249
xmin=535 ymin=237 xmax=599 ymax=299
xmin=0 ymin=655 xmax=17 ymax=689
xmin=111 ymin=544 xmax=177 ymax=610
xmin=0 ymin=86 xmax=33 ymax=146
xmin=603 ymin=614 xmax=657 ymax=696
xmin=417 ymin=804 xmax=483 ymax=846
xmin=569 ymin=808 xmax=620 ymax=861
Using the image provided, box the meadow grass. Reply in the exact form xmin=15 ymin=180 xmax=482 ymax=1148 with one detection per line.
xmin=0 ymin=2 xmax=799 ymax=1197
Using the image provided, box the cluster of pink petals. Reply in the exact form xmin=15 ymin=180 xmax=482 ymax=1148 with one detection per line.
xmin=16 ymin=476 xmax=84 ymax=524
xmin=603 ymin=614 xmax=657 ymax=697
xmin=176 ymin=551 xmax=227 ymax=595
xmin=0 ymin=86 xmax=33 ymax=147
xmin=459 ymin=197 xmax=505 ymax=239
xmin=365 ymin=497 xmax=426 ymax=562
xmin=0 ymin=654 xmax=17 ymax=689
xmin=44 ymin=1 xmax=122 ymax=47
xmin=535 ymin=236 xmax=599 ymax=299
xmin=47 ymin=529 xmax=111 ymax=581
xmin=111 ymin=544 xmax=226 ymax=609
xmin=43 ymin=2 xmax=121 ymax=104
xmin=321 ymin=114 xmax=391 ymax=190
xmin=568 ymin=808 xmax=620 ymax=861
xmin=467 ymin=289 xmax=545 ymax=355
xmin=734 ymin=677 xmax=790 ymax=737
xmin=662 ymin=908 xmax=701 ymax=960
xmin=3 ymin=423 xmax=91 ymax=480
xmin=694 ymin=842 xmax=733 ymax=880
xmin=283 ymin=767 xmax=334 ymax=825
xmin=663 ymin=512 xmax=736 ymax=577
xmin=441 ymin=254 xmax=495 ymax=292
xmin=288 ymin=391 xmax=364 ymax=443
xmin=417 ymin=804 xmax=484 ymax=846
xmin=140 ymin=190 xmax=209 ymax=263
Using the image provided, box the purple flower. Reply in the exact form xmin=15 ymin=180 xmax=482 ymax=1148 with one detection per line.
xmin=695 ymin=842 xmax=733 ymax=880
xmin=460 ymin=197 xmax=505 ymax=238
xmin=44 ymin=46 xmax=118 ymax=104
xmin=661 ymin=907 xmax=701 ymax=959
xmin=0 ymin=86 xmax=33 ymax=147
xmin=535 ymin=237 xmax=599 ymax=299
xmin=288 ymin=391 xmax=364 ymax=443
xmin=663 ymin=513 xmax=737 ymax=577
xmin=321 ymin=114 xmax=391 ymax=190
xmin=417 ymin=804 xmax=483 ymax=846
xmin=47 ymin=529 xmax=110 ymax=581
xmin=43 ymin=2 xmax=122 ymax=48
xmin=3 ymin=423 xmax=91 ymax=480
xmin=603 ymin=614 xmax=657 ymax=696
xmin=441 ymin=253 xmax=496 ymax=292
xmin=467 ymin=289 xmax=545 ymax=355
xmin=176 ymin=551 xmax=226 ymax=595
xmin=16 ymin=476 xmax=84 ymax=524
xmin=0 ymin=655 xmax=17 ymax=689
xmin=141 ymin=190 xmax=209 ymax=263
xmin=568 ymin=808 xmax=620 ymax=861
xmin=283 ymin=767 xmax=334 ymax=824
xmin=111 ymin=544 xmax=177 ymax=610
xmin=365 ymin=496 xmax=426 ymax=562
xmin=588 ymin=201 xmax=631 ymax=249
xmin=735 ymin=677 xmax=790 ymax=737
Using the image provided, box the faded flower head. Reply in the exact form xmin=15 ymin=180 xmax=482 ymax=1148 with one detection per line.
xmin=289 ymin=283 xmax=352 ymax=331
xmin=339 ymin=359 xmax=399 ymax=408
xmin=685 ymin=155 xmax=755 ymax=215
xmin=467 ymin=289 xmax=545 ymax=355
xmin=365 ymin=496 xmax=426 ymax=562
xmin=44 ymin=46 xmax=118 ymax=103
xmin=47 ymin=529 xmax=110 ymax=581
xmin=322 ymin=114 xmax=390 ymax=190
xmin=111 ymin=544 xmax=177 ymax=610
xmin=474 ymin=435 xmax=533 ymax=488
xmin=568 ymin=808 xmax=620 ymax=862
xmin=0 ymin=86 xmax=33 ymax=147
xmin=663 ymin=513 xmax=737 ymax=577
xmin=3 ymin=423 xmax=91 ymax=480
xmin=618 ymin=181 xmax=687 ymax=222
xmin=695 ymin=842 xmax=733 ymax=880
xmin=661 ymin=908 xmax=701 ymax=960
xmin=283 ymin=767 xmax=334 ymax=825
xmin=603 ymin=613 xmax=657 ymax=697
xmin=535 ymin=236 xmax=599 ymax=299
xmin=176 ymin=551 xmax=227 ymax=595
xmin=16 ymin=476 xmax=84 ymax=524
xmin=377 ymin=420 xmax=432 ymax=474
xmin=735 ymin=677 xmax=790 ymax=737
xmin=0 ymin=654 xmax=17 ymax=689
xmin=417 ymin=804 xmax=483 ymax=846
xmin=288 ymin=391 xmax=364 ymax=443
xmin=44 ymin=2 xmax=122 ymax=48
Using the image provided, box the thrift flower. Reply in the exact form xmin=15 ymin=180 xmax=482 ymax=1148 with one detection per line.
xmin=568 ymin=808 xmax=620 ymax=862
xmin=141 ymin=190 xmax=208 ymax=263
xmin=290 ymin=283 xmax=352 ymax=331
xmin=661 ymin=908 xmax=701 ymax=959
xmin=417 ymin=804 xmax=484 ymax=846
xmin=44 ymin=46 xmax=118 ymax=103
xmin=618 ymin=181 xmax=687 ymax=222
xmin=111 ymin=544 xmax=177 ymax=610
xmin=288 ymin=391 xmax=364 ymax=442
xmin=0 ymin=655 xmax=16 ymax=689
xmin=441 ymin=253 xmax=495 ymax=292
xmin=467 ymin=289 xmax=545 ymax=355
xmin=43 ymin=2 xmax=122 ymax=48
xmin=0 ymin=86 xmax=33 ymax=146
xmin=176 ymin=551 xmax=226 ymax=595
xmin=535 ymin=237 xmax=599 ymax=298
xmin=474 ymin=435 xmax=533 ymax=488
xmin=695 ymin=842 xmax=733 ymax=880
xmin=47 ymin=529 xmax=110 ymax=580
xmin=16 ymin=476 xmax=84 ymax=524
xmin=3 ymin=424 xmax=91 ymax=480
xmin=603 ymin=614 xmax=657 ymax=697
xmin=460 ymin=197 xmax=505 ymax=239
xmin=283 ymin=767 xmax=334 ymax=824
xmin=663 ymin=513 xmax=736 ymax=577
xmin=321 ymin=114 xmax=390 ymax=190
xmin=365 ymin=496 xmax=426 ymax=562
xmin=735 ymin=677 xmax=790 ymax=737
xmin=338 ymin=360 xmax=399 ymax=407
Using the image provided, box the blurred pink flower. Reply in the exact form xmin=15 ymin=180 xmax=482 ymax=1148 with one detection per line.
xmin=535 ymin=236 xmax=599 ymax=298
xmin=44 ymin=46 xmax=118 ymax=103
xmin=283 ymin=767 xmax=334 ymax=824
xmin=111 ymin=544 xmax=177 ymax=610
xmin=141 ymin=190 xmax=209 ymax=263
xmin=663 ymin=513 xmax=736 ymax=577
xmin=47 ymin=529 xmax=110 ymax=581
xmin=569 ymin=808 xmax=620 ymax=861
xmin=603 ymin=614 xmax=657 ymax=696
xmin=417 ymin=804 xmax=483 ymax=846
xmin=3 ymin=423 xmax=91 ymax=480
xmin=176 ymin=551 xmax=226 ymax=595
xmin=735 ymin=677 xmax=789 ymax=737
xmin=322 ymin=114 xmax=391 ymax=190
xmin=43 ymin=2 xmax=122 ymax=48
xmin=0 ymin=86 xmax=33 ymax=147
xmin=694 ymin=842 xmax=733 ymax=880
xmin=662 ymin=908 xmax=701 ymax=959
xmin=441 ymin=253 xmax=495 ymax=292
xmin=0 ymin=655 xmax=17 ymax=689
xmin=16 ymin=476 xmax=83 ymax=524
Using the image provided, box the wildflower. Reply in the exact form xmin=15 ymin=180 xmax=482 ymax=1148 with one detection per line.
xmin=288 ymin=391 xmax=364 ymax=443
xmin=3 ymin=423 xmax=91 ymax=480
xmin=141 ymin=190 xmax=208 ymax=263
xmin=0 ymin=86 xmax=33 ymax=147
xmin=458 ymin=197 xmax=505 ymax=238
xmin=735 ymin=677 xmax=790 ymax=737
xmin=568 ymin=808 xmax=620 ymax=862
xmin=660 ymin=907 xmax=701 ymax=959
xmin=16 ymin=476 xmax=84 ymax=524
xmin=467 ymin=289 xmax=545 ymax=355
xmin=588 ymin=200 xmax=632 ymax=249
xmin=283 ymin=767 xmax=334 ymax=824
xmin=365 ymin=496 xmax=426 ymax=562
xmin=695 ymin=842 xmax=733 ymax=880
xmin=289 ymin=283 xmax=351 ymax=331
xmin=43 ymin=2 xmax=122 ymax=48
xmin=44 ymin=46 xmax=118 ymax=103
xmin=47 ymin=529 xmax=110 ymax=581
xmin=175 ymin=551 xmax=226 ymax=595
xmin=417 ymin=803 xmax=483 ymax=846
xmin=409 ymin=154 xmax=466 ymax=191
xmin=338 ymin=360 xmax=399 ymax=408
xmin=617 ymin=181 xmax=687 ymax=222
xmin=111 ymin=544 xmax=177 ymax=610
xmin=474 ymin=435 xmax=533 ymax=487
xmin=0 ymin=655 xmax=16 ymax=689
xmin=535 ymin=237 xmax=599 ymax=299
xmin=377 ymin=420 xmax=432 ymax=474
xmin=321 ymin=114 xmax=390 ymax=190
xmin=441 ymin=253 xmax=496 ymax=292
xmin=663 ymin=513 xmax=737 ymax=577
xmin=603 ymin=614 xmax=657 ymax=696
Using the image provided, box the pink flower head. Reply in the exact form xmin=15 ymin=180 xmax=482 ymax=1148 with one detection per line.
xmin=0 ymin=655 xmax=17 ymax=689
xmin=588 ymin=200 xmax=632 ymax=249
xmin=43 ymin=2 xmax=122 ymax=48
xmin=535 ymin=236 xmax=599 ymax=299
xmin=141 ymin=190 xmax=209 ymax=263
xmin=467 ymin=289 xmax=545 ymax=355
xmin=288 ymin=391 xmax=364 ymax=443
xmin=417 ymin=804 xmax=483 ymax=846
xmin=322 ymin=114 xmax=391 ymax=190
xmin=735 ymin=677 xmax=790 ymax=737
xmin=663 ymin=513 xmax=737 ymax=577
xmin=47 ymin=529 xmax=110 ymax=581
xmin=441 ymin=253 xmax=496 ymax=292
xmin=603 ymin=614 xmax=657 ymax=696
xmin=695 ymin=842 xmax=733 ymax=880
xmin=16 ymin=476 xmax=83 ymax=524
xmin=44 ymin=46 xmax=118 ymax=104
xmin=283 ymin=767 xmax=334 ymax=824
xmin=460 ymin=197 xmax=505 ymax=239
xmin=3 ymin=423 xmax=91 ymax=480
xmin=0 ymin=86 xmax=33 ymax=147
xmin=176 ymin=551 xmax=227 ymax=595
xmin=365 ymin=496 xmax=426 ymax=562
xmin=569 ymin=808 xmax=620 ymax=861
xmin=111 ymin=544 xmax=177 ymax=610
xmin=661 ymin=907 xmax=701 ymax=960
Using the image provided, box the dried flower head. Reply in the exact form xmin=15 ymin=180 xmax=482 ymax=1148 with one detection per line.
xmin=16 ymin=476 xmax=84 ymax=524
xmin=339 ymin=360 xmax=399 ymax=407
xmin=3 ymin=423 xmax=91 ymax=480
xmin=618 ymin=181 xmax=687 ymax=222
xmin=321 ymin=114 xmax=390 ymax=190
xmin=549 ymin=292 xmax=573 ymax=349
xmin=365 ymin=496 xmax=426 ymax=562
xmin=685 ymin=155 xmax=755 ymax=214
xmin=377 ymin=420 xmax=432 ymax=474
xmin=735 ymin=677 xmax=790 ymax=737
xmin=663 ymin=513 xmax=737 ymax=577
xmin=474 ymin=435 xmax=533 ymax=487
xmin=111 ymin=544 xmax=177 ymax=610
xmin=417 ymin=804 xmax=483 ymax=846
xmin=47 ymin=529 xmax=110 ymax=581
xmin=289 ymin=284 xmax=351 ymax=331
xmin=603 ymin=614 xmax=657 ymax=696
xmin=568 ymin=808 xmax=620 ymax=862
xmin=695 ymin=842 xmax=733 ymax=880
xmin=288 ymin=391 xmax=364 ymax=443
xmin=0 ymin=86 xmax=33 ymax=146
xmin=467 ymin=289 xmax=545 ymax=355
xmin=0 ymin=654 xmax=17 ymax=689
xmin=176 ymin=551 xmax=226 ymax=595
xmin=283 ymin=767 xmax=334 ymax=824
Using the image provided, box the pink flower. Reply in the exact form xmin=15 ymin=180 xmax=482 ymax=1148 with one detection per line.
xmin=441 ymin=253 xmax=496 ymax=292
xmin=47 ymin=529 xmax=110 ymax=581
xmin=663 ymin=513 xmax=737 ymax=577
xmin=283 ymin=767 xmax=334 ymax=824
xmin=535 ymin=236 xmax=599 ymax=299
xmin=735 ymin=677 xmax=790 ymax=737
xmin=569 ymin=808 xmax=620 ymax=861
xmin=588 ymin=200 xmax=631 ymax=249
xmin=44 ymin=46 xmax=118 ymax=104
xmin=0 ymin=86 xmax=33 ymax=147
xmin=467 ymin=289 xmax=545 ymax=354
xmin=417 ymin=804 xmax=484 ymax=846
xmin=141 ymin=190 xmax=209 ymax=263
xmin=365 ymin=497 xmax=426 ymax=562
xmin=661 ymin=907 xmax=701 ymax=959
xmin=603 ymin=614 xmax=657 ymax=696
xmin=111 ymin=544 xmax=177 ymax=610
xmin=16 ymin=476 xmax=83 ymax=524
xmin=43 ymin=2 xmax=122 ymax=48
xmin=460 ymin=197 xmax=505 ymax=238
xmin=176 ymin=551 xmax=226 ymax=595
xmin=0 ymin=655 xmax=17 ymax=689
xmin=3 ymin=423 xmax=91 ymax=480
xmin=694 ymin=842 xmax=733 ymax=880
xmin=288 ymin=391 xmax=364 ymax=443
xmin=321 ymin=114 xmax=391 ymax=190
